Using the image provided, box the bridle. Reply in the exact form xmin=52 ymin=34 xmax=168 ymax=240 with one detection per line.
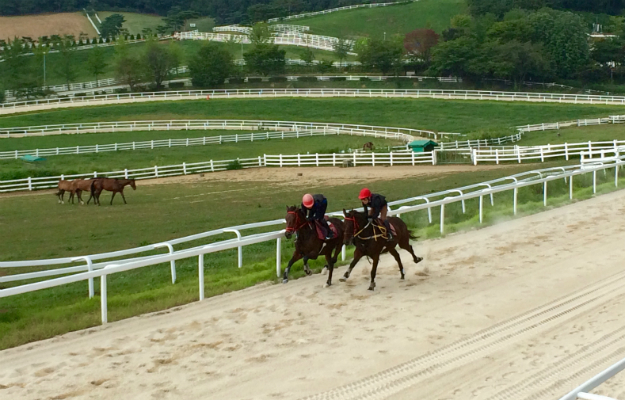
xmin=286 ymin=210 xmax=310 ymax=234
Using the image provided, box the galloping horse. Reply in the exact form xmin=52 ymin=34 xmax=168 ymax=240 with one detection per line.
xmin=283 ymin=206 xmax=345 ymax=287
xmin=341 ymin=209 xmax=423 ymax=290
xmin=90 ymin=178 xmax=136 ymax=205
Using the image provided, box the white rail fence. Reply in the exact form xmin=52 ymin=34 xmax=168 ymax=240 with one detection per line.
xmin=0 ymin=151 xmax=432 ymax=193
xmin=0 ymin=126 xmax=410 ymax=160
xmin=1 ymin=158 xmax=622 ymax=325
xmin=267 ymin=1 xmax=416 ymax=22
xmin=559 ymin=357 xmax=625 ymax=400
xmin=4 ymin=89 xmax=625 ymax=116
xmin=0 ymin=119 xmax=439 ymax=140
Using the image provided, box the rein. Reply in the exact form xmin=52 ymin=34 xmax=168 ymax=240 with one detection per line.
xmin=345 ymin=215 xmax=388 ymax=241
xmin=286 ymin=210 xmax=310 ymax=234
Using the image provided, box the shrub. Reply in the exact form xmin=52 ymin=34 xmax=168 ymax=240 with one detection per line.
xmin=226 ymin=159 xmax=243 ymax=170
xmin=329 ymin=77 xmax=346 ymax=81
xmin=114 ymin=88 xmax=128 ymax=93
xmin=73 ymin=92 xmax=87 ymax=97
xmin=228 ymin=77 xmax=244 ymax=84
xmin=360 ymin=77 xmax=372 ymax=81
xmin=297 ymin=76 xmax=318 ymax=82
xmin=168 ymin=81 xmax=185 ymax=88
xmin=247 ymin=77 xmax=263 ymax=83
xmin=269 ymin=76 xmax=288 ymax=82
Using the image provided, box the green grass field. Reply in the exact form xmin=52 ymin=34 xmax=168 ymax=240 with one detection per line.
xmin=1 ymin=160 xmax=619 ymax=349
xmin=0 ymin=134 xmax=402 ymax=180
xmin=284 ymin=0 xmax=467 ymax=38
xmin=516 ymin=124 xmax=625 ymax=146
xmin=1 ymin=98 xmax=622 ymax=136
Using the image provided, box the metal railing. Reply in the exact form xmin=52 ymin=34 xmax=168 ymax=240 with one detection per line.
xmin=559 ymin=357 xmax=625 ymax=400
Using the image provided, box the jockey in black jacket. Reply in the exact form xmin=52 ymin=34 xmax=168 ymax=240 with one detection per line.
xmin=358 ymin=188 xmax=393 ymax=241
xmin=302 ymin=193 xmax=333 ymax=240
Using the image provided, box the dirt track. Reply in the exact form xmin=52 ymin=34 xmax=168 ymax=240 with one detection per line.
xmin=0 ymin=13 xmax=97 ymax=41
xmin=1 ymin=188 xmax=625 ymax=399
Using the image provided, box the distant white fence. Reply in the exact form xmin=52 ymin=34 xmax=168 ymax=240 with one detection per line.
xmin=0 ymin=125 xmax=410 ymax=160
xmin=1 ymin=158 xmax=621 ymax=325
xmin=0 ymin=119 xmax=450 ymax=140
xmin=267 ymin=1 xmax=416 ymax=22
xmin=213 ymin=24 xmax=310 ymax=34
xmin=0 ymin=151 xmax=431 ymax=193
xmin=3 ymin=89 xmax=625 ymax=116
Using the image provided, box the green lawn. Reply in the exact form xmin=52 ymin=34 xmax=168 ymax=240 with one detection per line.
xmin=0 ymin=160 xmax=617 ymax=350
xmin=283 ymin=0 xmax=467 ymax=38
xmin=517 ymin=124 xmax=625 ymax=146
xmin=0 ymin=134 xmax=401 ymax=180
xmin=97 ymin=12 xmax=164 ymax=34
xmin=1 ymin=98 xmax=623 ymax=137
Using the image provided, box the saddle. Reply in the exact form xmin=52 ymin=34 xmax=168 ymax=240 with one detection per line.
xmin=314 ymin=220 xmax=338 ymax=241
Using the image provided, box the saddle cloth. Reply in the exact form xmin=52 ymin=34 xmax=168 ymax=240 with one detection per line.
xmin=314 ymin=220 xmax=339 ymax=240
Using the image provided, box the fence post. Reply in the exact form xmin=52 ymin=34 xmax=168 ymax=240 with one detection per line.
xmin=543 ymin=181 xmax=548 ymax=206
xmin=155 ymin=243 xmax=176 ymax=284
xmin=440 ymin=204 xmax=445 ymax=234
xmin=513 ymin=188 xmax=518 ymax=215
xmin=540 ymin=148 xmax=544 ymax=162
xmin=101 ymin=273 xmax=108 ymax=324
xmin=210 ymin=159 xmax=214 ymax=172
xmin=155 ymin=165 xmax=159 ymax=177
xmin=479 ymin=195 xmax=483 ymax=223
xmin=183 ymin=162 xmax=187 ymax=175
xmin=124 ymin=169 xmax=129 ymax=179
xmin=316 ymin=153 xmax=319 ymax=167
xmin=169 ymin=139 xmax=172 ymax=148
xmin=297 ymin=154 xmax=301 ymax=167
xmin=333 ymin=153 xmax=336 ymax=166
xmin=258 ymin=156 xmax=262 ymax=167
xmin=353 ymin=152 xmax=357 ymax=167
xmin=133 ymin=142 xmax=135 ymax=150
xmin=412 ymin=152 xmax=415 ymax=166
xmin=27 ymin=177 xmax=32 ymax=191
xmin=198 ymin=254 xmax=205 ymax=301
xmin=616 ymin=161 xmax=619 ymax=187
xmin=115 ymin=143 xmax=118 ymax=151
xmin=372 ymin=152 xmax=376 ymax=167
xmin=276 ymin=237 xmax=282 ymax=278
xmin=151 ymin=140 xmax=154 ymax=149
xmin=565 ymin=143 xmax=569 ymax=160
xmin=95 ymin=144 xmax=99 ymax=153
xmin=570 ymin=175 xmax=574 ymax=199
xmin=593 ymin=170 xmax=597 ymax=193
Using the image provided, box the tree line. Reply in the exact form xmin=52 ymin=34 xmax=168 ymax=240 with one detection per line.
xmin=0 ymin=0 xmax=372 ymax=24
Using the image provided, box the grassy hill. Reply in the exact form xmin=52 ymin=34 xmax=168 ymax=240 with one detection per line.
xmin=283 ymin=0 xmax=467 ymax=39
xmin=96 ymin=12 xmax=215 ymax=34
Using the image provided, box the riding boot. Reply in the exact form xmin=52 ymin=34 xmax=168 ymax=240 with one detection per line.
xmin=383 ymin=220 xmax=393 ymax=241
xmin=323 ymin=220 xmax=333 ymax=240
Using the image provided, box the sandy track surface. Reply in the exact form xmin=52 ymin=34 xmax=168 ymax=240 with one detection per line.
xmin=0 ymin=165 xmax=509 ymax=199
xmin=2 ymin=190 xmax=625 ymax=399
xmin=0 ymin=13 xmax=97 ymax=42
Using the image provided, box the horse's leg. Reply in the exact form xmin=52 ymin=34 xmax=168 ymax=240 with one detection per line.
xmin=339 ymin=247 xmax=363 ymax=282
xmin=388 ymin=247 xmax=405 ymax=280
xmin=369 ymin=254 xmax=380 ymax=291
xmin=302 ymin=256 xmax=312 ymax=276
xmin=331 ymin=241 xmax=341 ymax=265
xmin=77 ymin=190 xmax=84 ymax=205
xmin=120 ymin=190 xmax=127 ymax=204
xmin=60 ymin=190 xmax=65 ymax=204
xmin=110 ymin=191 xmax=116 ymax=205
xmin=399 ymin=240 xmax=423 ymax=264
xmin=324 ymin=253 xmax=335 ymax=288
xmin=283 ymin=251 xmax=303 ymax=283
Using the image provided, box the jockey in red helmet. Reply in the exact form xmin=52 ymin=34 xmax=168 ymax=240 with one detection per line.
xmin=302 ymin=193 xmax=333 ymax=240
xmin=358 ymin=188 xmax=393 ymax=241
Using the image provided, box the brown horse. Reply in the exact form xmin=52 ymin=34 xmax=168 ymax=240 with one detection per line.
xmin=341 ymin=209 xmax=423 ymax=290
xmin=90 ymin=178 xmax=136 ymax=205
xmin=72 ymin=178 xmax=98 ymax=205
xmin=284 ymin=206 xmax=345 ymax=287
xmin=363 ymin=142 xmax=375 ymax=151
xmin=56 ymin=180 xmax=77 ymax=204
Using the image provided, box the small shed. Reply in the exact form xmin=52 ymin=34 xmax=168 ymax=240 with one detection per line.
xmin=408 ymin=140 xmax=438 ymax=153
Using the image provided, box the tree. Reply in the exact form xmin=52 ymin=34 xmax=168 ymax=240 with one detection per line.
xmin=429 ymin=36 xmax=488 ymax=79
xmin=114 ymin=37 xmax=144 ymax=91
xmin=168 ymin=41 xmax=184 ymax=76
xmin=357 ymin=37 xmax=404 ymax=75
xmin=249 ymin=22 xmax=273 ymax=45
xmin=143 ymin=39 xmax=173 ymax=89
xmin=592 ymin=38 xmax=625 ymax=65
xmin=333 ymin=37 xmax=351 ymax=70
xmin=244 ymin=44 xmax=286 ymax=76
xmin=100 ymin=14 xmax=125 ymax=38
xmin=189 ymin=42 xmax=233 ymax=87
xmin=299 ymin=46 xmax=315 ymax=66
xmin=161 ymin=7 xmax=200 ymax=32
xmin=1 ymin=37 xmax=26 ymax=95
xmin=86 ymin=45 xmax=109 ymax=85
xmin=55 ymin=36 xmax=78 ymax=90
xmin=403 ymin=29 xmax=439 ymax=65
xmin=489 ymin=40 xmax=552 ymax=87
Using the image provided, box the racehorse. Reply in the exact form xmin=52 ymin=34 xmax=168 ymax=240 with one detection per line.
xmin=56 ymin=180 xmax=77 ymax=204
xmin=283 ymin=206 xmax=345 ymax=287
xmin=90 ymin=178 xmax=136 ymax=205
xmin=363 ymin=142 xmax=375 ymax=151
xmin=341 ymin=209 xmax=423 ymax=291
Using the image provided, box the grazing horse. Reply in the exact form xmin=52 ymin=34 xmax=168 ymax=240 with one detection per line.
xmin=363 ymin=142 xmax=375 ymax=151
xmin=283 ymin=206 xmax=345 ymax=287
xmin=56 ymin=180 xmax=78 ymax=204
xmin=341 ymin=209 xmax=423 ymax=291
xmin=90 ymin=178 xmax=136 ymax=205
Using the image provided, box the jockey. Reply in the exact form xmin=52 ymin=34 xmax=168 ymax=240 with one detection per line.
xmin=302 ymin=193 xmax=333 ymax=240
xmin=358 ymin=188 xmax=393 ymax=241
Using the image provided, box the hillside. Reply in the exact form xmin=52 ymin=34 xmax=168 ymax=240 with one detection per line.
xmin=283 ymin=0 xmax=467 ymax=39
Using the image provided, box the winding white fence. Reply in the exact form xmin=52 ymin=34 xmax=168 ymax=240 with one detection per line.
xmin=1 ymin=158 xmax=622 ymax=325
xmin=0 ymin=119 xmax=439 ymax=140
xmin=267 ymin=1 xmax=416 ymax=22
xmin=3 ymin=89 xmax=625 ymax=117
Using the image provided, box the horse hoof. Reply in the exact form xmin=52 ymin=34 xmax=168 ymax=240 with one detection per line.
xmin=282 ymin=279 xmax=288 ymax=284
xmin=321 ymin=267 xmax=328 ymax=276
xmin=415 ymin=257 xmax=423 ymax=264
xmin=339 ymin=277 xmax=347 ymax=282
xmin=368 ymin=286 xmax=375 ymax=291
xmin=305 ymin=270 xmax=312 ymax=276
xmin=401 ymin=275 xmax=405 ymax=280
xmin=324 ymin=282 xmax=331 ymax=288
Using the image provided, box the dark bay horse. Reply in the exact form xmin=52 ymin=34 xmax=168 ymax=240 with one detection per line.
xmin=283 ymin=206 xmax=345 ymax=287
xmin=341 ymin=209 xmax=423 ymax=290
xmin=90 ymin=178 xmax=136 ymax=205
xmin=363 ymin=142 xmax=375 ymax=151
